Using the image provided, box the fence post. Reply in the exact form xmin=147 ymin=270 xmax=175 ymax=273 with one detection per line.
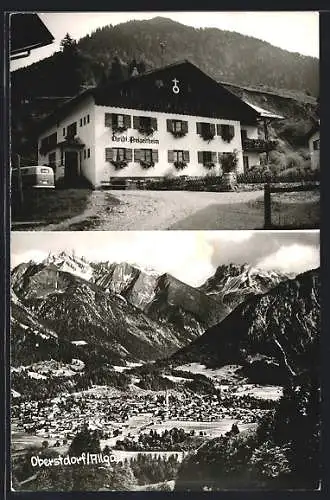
xmin=264 ymin=183 xmax=271 ymax=229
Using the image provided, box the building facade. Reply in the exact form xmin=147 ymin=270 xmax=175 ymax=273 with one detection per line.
xmin=37 ymin=61 xmax=276 ymax=188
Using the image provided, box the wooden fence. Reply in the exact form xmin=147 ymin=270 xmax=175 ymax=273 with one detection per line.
xmin=264 ymin=183 xmax=320 ymax=229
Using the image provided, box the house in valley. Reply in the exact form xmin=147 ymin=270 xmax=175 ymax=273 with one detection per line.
xmin=37 ymin=60 xmax=280 ymax=188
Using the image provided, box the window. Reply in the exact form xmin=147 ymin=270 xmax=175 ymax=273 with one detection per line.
xmin=80 ymin=118 xmax=83 ymax=127
xmin=134 ymin=149 xmax=159 ymax=162
xmin=105 ymin=113 xmax=131 ymax=130
xmin=313 ymin=139 xmax=320 ymax=151
xmin=166 ymin=119 xmax=188 ymax=135
xmin=83 ymin=116 xmax=86 ymax=126
xmin=105 ymin=148 xmax=133 ymax=162
xmin=133 ymin=116 xmax=158 ymax=131
xmin=217 ymin=124 xmax=235 ymax=142
xmin=63 ymin=127 xmax=66 ymax=137
xmin=83 ymin=150 xmax=86 ymax=159
xmin=87 ymin=148 xmax=90 ymax=158
xmin=87 ymin=114 xmax=90 ymax=124
xmin=197 ymin=151 xmax=217 ymax=164
xmin=196 ymin=122 xmax=216 ymax=138
xmin=67 ymin=122 xmax=77 ymax=138
xmin=168 ymin=150 xmax=190 ymax=163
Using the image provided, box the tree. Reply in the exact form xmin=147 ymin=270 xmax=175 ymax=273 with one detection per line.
xmin=69 ymin=425 xmax=101 ymax=456
xmin=109 ymin=56 xmax=125 ymax=83
xmin=60 ymin=33 xmax=78 ymax=55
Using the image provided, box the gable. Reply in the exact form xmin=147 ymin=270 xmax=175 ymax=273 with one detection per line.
xmin=94 ymin=61 xmax=258 ymax=122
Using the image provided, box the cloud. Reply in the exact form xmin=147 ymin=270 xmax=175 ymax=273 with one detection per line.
xmin=10 ymin=231 xmax=319 ymax=287
xmin=257 ymin=244 xmax=320 ymax=274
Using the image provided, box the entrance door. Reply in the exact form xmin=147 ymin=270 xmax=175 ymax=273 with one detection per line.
xmin=64 ymin=151 xmax=79 ymax=184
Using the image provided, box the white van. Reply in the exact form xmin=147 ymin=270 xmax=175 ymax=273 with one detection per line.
xmin=11 ymin=165 xmax=55 ymax=189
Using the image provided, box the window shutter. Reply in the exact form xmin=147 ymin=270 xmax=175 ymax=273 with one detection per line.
xmin=125 ymin=148 xmax=133 ymax=161
xmin=111 ymin=113 xmax=118 ymax=128
xmin=167 ymin=119 xmax=173 ymax=132
xmin=220 ymin=124 xmax=226 ymax=139
xmin=229 ymin=125 xmax=235 ymax=140
xmin=105 ymin=113 xmax=112 ymax=127
xmin=212 ymin=151 xmax=217 ymax=163
xmin=134 ymin=149 xmax=141 ymax=161
xmin=218 ymin=152 xmax=223 ymax=164
xmin=183 ymin=150 xmax=190 ymax=163
xmin=151 ymin=117 xmax=158 ymax=130
xmin=210 ymin=123 xmax=216 ymax=135
xmin=168 ymin=150 xmax=174 ymax=162
xmin=105 ymin=148 xmax=114 ymax=161
xmin=133 ymin=116 xmax=140 ymax=129
xmin=152 ymin=149 xmax=159 ymax=162
xmin=197 ymin=151 xmax=203 ymax=164
xmin=196 ymin=122 xmax=202 ymax=135
xmin=216 ymin=124 xmax=221 ymax=136
xmin=124 ymin=115 xmax=131 ymax=129
xmin=182 ymin=121 xmax=188 ymax=134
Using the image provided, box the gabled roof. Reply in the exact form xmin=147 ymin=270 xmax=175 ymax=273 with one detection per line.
xmin=37 ymin=60 xmax=261 ymax=134
xmin=10 ymin=13 xmax=54 ymax=58
xmin=242 ymin=100 xmax=284 ymax=120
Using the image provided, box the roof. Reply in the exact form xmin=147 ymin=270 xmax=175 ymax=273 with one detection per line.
xmin=37 ymin=60 xmax=261 ymax=134
xmin=242 ymin=100 xmax=284 ymax=120
xmin=10 ymin=13 xmax=54 ymax=57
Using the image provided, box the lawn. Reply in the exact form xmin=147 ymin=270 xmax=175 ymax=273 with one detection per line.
xmin=11 ymin=188 xmax=92 ymax=229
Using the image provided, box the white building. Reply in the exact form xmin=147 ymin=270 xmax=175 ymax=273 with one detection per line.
xmin=307 ymin=121 xmax=320 ymax=170
xmin=37 ymin=61 xmax=279 ymax=188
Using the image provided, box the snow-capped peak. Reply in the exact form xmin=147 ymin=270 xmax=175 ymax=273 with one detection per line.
xmin=43 ymin=251 xmax=93 ymax=281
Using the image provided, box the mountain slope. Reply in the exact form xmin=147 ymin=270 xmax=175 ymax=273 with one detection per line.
xmin=170 ymin=268 xmax=320 ymax=384
xmin=199 ymin=263 xmax=290 ymax=309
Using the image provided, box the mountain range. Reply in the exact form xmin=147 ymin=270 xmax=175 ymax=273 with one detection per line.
xmin=11 ymin=252 xmax=292 ymax=372
xmin=170 ymin=267 xmax=320 ymax=384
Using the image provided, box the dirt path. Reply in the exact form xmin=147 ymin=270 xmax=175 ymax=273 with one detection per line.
xmin=37 ymin=189 xmax=265 ymax=231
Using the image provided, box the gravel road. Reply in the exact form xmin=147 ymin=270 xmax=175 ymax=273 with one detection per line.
xmin=56 ymin=189 xmax=266 ymax=231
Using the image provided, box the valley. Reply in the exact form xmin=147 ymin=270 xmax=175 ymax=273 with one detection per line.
xmin=10 ymin=251 xmax=320 ymax=491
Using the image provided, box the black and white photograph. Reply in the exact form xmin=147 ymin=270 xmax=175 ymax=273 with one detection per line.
xmin=10 ymin=11 xmax=319 ymax=231
xmin=10 ymin=230 xmax=320 ymax=491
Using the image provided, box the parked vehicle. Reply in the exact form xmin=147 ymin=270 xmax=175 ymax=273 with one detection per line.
xmin=11 ymin=165 xmax=55 ymax=189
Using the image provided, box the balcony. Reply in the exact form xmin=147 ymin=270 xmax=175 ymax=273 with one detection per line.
xmin=242 ymin=138 xmax=277 ymax=153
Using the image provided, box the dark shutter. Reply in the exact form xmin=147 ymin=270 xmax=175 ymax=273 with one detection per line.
xmin=229 ymin=125 xmax=235 ymax=140
xmin=182 ymin=121 xmax=188 ymax=134
xmin=105 ymin=113 xmax=112 ymax=127
xmin=167 ymin=119 xmax=173 ymax=132
xmin=196 ymin=122 xmax=202 ymax=135
xmin=210 ymin=123 xmax=216 ymax=135
xmin=220 ymin=124 xmax=227 ymax=139
xmin=212 ymin=151 xmax=217 ymax=163
xmin=125 ymin=148 xmax=133 ymax=161
xmin=124 ymin=115 xmax=131 ymax=129
xmin=134 ymin=149 xmax=141 ymax=161
xmin=133 ymin=116 xmax=140 ymax=129
xmin=218 ymin=152 xmax=223 ymax=164
xmin=183 ymin=150 xmax=190 ymax=163
xmin=105 ymin=148 xmax=114 ymax=161
xmin=151 ymin=117 xmax=158 ymax=130
xmin=216 ymin=124 xmax=221 ymax=136
xmin=197 ymin=151 xmax=203 ymax=164
xmin=152 ymin=149 xmax=159 ymax=162
xmin=111 ymin=114 xmax=118 ymax=128
xmin=168 ymin=150 xmax=174 ymax=162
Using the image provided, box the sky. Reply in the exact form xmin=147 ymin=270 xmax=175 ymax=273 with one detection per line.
xmin=10 ymin=11 xmax=319 ymax=71
xmin=11 ymin=230 xmax=320 ymax=286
